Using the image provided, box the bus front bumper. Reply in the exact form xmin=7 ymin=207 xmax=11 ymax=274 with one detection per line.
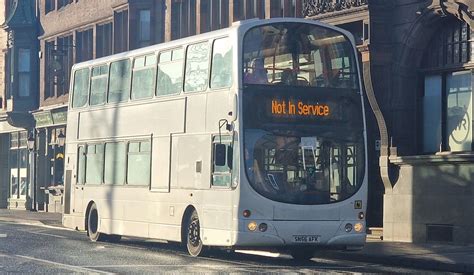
xmin=232 ymin=220 xmax=366 ymax=248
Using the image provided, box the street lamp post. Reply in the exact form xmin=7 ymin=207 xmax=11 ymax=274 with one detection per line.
xmin=27 ymin=131 xmax=37 ymax=211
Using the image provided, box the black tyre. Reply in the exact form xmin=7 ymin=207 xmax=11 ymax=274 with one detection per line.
xmin=186 ymin=210 xmax=204 ymax=257
xmin=289 ymin=248 xmax=315 ymax=261
xmin=87 ymin=203 xmax=106 ymax=242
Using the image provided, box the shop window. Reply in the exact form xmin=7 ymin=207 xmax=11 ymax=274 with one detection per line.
xmin=96 ymin=22 xmax=113 ymax=58
xmin=211 ymin=38 xmax=233 ymax=89
xmin=104 ymin=142 xmax=127 ymax=185
xmin=422 ymin=18 xmax=473 ymax=153
xmin=108 ymin=59 xmax=131 ymax=103
xmin=114 ymin=9 xmax=129 ymax=53
xmin=185 ymin=42 xmax=209 ymax=92
xmin=90 ymin=65 xmax=109 ymax=106
xmin=157 ymin=48 xmax=183 ymax=96
xmin=131 ymin=54 xmax=156 ymax=100
xmin=171 ymin=0 xmax=196 ymax=40
xmin=9 ymin=132 xmax=28 ymax=198
xmin=127 ymin=141 xmax=151 ymax=186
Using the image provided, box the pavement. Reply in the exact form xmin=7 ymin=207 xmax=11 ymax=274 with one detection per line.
xmin=0 ymin=209 xmax=473 ymax=273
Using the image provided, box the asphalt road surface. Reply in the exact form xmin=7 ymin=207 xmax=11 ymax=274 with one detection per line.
xmin=0 ymin=221 xmax=447 ymax=274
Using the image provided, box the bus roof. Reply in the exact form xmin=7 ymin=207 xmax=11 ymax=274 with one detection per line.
xmin=71 ymin=17 xmax=353 ymax=71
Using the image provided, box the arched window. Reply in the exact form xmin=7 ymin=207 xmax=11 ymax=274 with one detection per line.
xmin=421 ymin=18 xmax=473 ymax=153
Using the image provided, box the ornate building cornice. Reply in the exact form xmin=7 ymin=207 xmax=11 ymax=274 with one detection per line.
xmin=429 ymin=0 xmax=474 ymax=29
xmin=303 ymin=0 xmax=368 ymax=17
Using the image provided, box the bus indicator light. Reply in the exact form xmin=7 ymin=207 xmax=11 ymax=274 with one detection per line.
xmin=258 ymin=223 xmax=268 ymax=232
xmin=248 ymin=221 xmax=258 ymax=232
xmin=358 ymin=212 xmax=364 ymax=220
xmin=354 ymin=223 xmax=363 ymax=233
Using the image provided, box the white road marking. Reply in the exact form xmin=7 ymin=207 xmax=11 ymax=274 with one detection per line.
xmin=0 ymin=234 xmax=6 ymax=238
xmin=13 ymin=254 xmax=111 ymax=274
xmin=23 ymin=231 xmax=67 ymax=239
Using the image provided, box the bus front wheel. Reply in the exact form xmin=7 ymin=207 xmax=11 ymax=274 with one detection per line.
xmin=186 ymin=210 xmax=204 ymax=257
xmin=87 ymin=203 xmax=106 ymax=242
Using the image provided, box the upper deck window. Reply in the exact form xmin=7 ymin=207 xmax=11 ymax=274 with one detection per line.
xmin=90 ymin=65 xmax=109 ymax=106
xmin=243 ymin=23 xmax=358 ymax=89
xmin=131 ymin=54 xmax=156 ymax=100
xmin=157 ymin=48 xmax=184 ymax=96
xmin=108 ymin=59 xmax=131 ymax=103
xmin=211 ymin=38 xmax=233 ymax=89
xmin=185 ymin=42 xmax=210 ymax=93
xmin=72 ymin=68 xmax=90 ymax=108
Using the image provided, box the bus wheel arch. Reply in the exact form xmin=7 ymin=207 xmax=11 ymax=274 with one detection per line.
xmin=181 ymin=205 xmax=204 ymax=256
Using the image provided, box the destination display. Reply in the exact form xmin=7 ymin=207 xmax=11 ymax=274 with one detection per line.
xmin=264 ymin=97 xmax=338 ymax=122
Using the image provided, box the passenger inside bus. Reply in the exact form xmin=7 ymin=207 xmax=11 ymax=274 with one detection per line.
xmin=244 ymin=58 xmax=268 ymax=84
xmin=280 ymin=69 xmax=297 ymax=86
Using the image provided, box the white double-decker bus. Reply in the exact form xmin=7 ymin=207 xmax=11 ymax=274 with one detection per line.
xmin=62 ymin=18 xmax=367 ymax=259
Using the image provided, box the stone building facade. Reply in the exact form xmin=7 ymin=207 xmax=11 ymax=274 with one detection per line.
xmin=0 ymin=0 xmax=472 ymax=245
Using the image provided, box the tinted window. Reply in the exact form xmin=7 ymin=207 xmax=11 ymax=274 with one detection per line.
xmin=72 ymin=68 xmax=90 ymax=108
xmin=157 ymin=48 xmax=184 ymax=96
xmin=132 ymin=54 xmax=156 ymax=100
xmin=90 ymin=65 xmax=108 ymax=106
xmin=109 ymin=59 xmax=131 ymax=103
xmin=185 ymin=42 xmax=209 ymax=92
xmin=211 ymin=38 xmax=233 ymax=89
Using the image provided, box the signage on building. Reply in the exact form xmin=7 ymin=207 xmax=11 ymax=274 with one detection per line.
xmin=33 ymin=112 xmax=53 ymax=127
xmin=52 ymin=111 xmax=67 ymax=125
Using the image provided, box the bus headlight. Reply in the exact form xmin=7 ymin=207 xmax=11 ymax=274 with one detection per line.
xmin=248 ymin=221 xmax=258 ymax=231
xmin=345 ymin=223 xmax=353 ymax=233
xmin=354 ymin=223 xmax=363 ymax=233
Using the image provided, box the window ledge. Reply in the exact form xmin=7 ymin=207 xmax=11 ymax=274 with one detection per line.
xmin=390 ymin=152 xmax=474 ymax=165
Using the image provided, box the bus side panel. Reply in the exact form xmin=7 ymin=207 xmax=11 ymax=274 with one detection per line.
xmin=77 ymin=100 xmax=185 ymax=140
xmin=171 ymin=134 xmax=211 ymax=190
xmin=151 ymin=136 xmax=172 ymax=192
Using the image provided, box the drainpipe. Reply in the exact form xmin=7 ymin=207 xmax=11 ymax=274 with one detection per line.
xmin=359 ymin=45 xmax=393 ymax=193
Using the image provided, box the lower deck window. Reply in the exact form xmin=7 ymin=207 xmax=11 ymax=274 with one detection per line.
xmin=127 ymin=141 xmax=151 ymax=185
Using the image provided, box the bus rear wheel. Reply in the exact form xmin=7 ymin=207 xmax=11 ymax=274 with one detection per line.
xmin=186 ymin=210 xmax=204 ymax=257
xmin=87 ymin=203 xmax=106 ymax=242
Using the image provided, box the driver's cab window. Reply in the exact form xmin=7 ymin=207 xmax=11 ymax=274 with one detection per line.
xmin=212 ymin=136 xmax=233 ymax=187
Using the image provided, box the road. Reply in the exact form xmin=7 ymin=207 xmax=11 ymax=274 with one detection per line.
xmin=0 ymin=221 xmax=443 ymax=273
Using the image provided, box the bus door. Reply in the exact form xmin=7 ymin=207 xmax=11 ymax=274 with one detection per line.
xmin=73 ymin=145 xmax=86 ymax=213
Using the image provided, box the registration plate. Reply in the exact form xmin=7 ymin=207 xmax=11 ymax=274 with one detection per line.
xmin=292 ymin=235 xmax=321 ymax=243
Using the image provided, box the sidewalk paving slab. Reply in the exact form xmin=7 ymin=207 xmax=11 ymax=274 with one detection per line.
xmin=0 ymin=209 xmax=473 ymax=272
